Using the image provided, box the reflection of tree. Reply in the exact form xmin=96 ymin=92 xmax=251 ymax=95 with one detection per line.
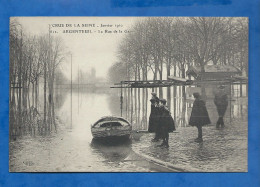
xmin=9 ymin=19 xmax=67 ymax=138
xmin=54 ymin=89 xmax=69 ymax=110
xmin=179 ymin=97 xmax=187 ymax=127
xmin=107 ymin=90 xmax=121 ymax=117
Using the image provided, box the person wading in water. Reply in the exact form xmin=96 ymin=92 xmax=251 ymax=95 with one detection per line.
xmin=189 ymin=92 xmax=211 ymax=142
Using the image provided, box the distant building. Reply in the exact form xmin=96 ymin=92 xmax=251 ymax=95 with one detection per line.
xmin=91 ymin=67 xmax=96 ymax=80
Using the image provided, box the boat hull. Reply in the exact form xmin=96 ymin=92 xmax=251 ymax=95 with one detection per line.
xmin=91 ymin=129 xmax=131 ymax=139
xmin=91 ymin=116 xmax=132 ymax=139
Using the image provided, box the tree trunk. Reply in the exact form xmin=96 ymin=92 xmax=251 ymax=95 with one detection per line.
xmin=167 ymin=58 xmax=171 ymax=110
xmin=138 ymin=70 xmax=141 ymax=126
xmin=35 ymin=78 xmax=38 ymax=110
xmin=134 ymin=65 xmax=137 ymax=125
xmin=142 ymin=69 xmax=145 ymax=129
xmin=173 ymin=63 xmax=177 ymax=119
xmin=153 ymin=61 xmax=158 ymax=94
xmin=200 ymin=64 xmax=206 ymax=100
xmin=159 ymin=60 xmax=163 ymax=98
xmin=44 ymin=59 xmax=47 ymax=133
xmin=181 ymin=65 xmax=186 ymax=100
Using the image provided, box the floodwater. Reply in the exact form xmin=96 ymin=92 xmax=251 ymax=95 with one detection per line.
xmin=9 ymin=89 xmax=171 ymax=172
xmin=9 ymin=86 xmax=248 ymax=172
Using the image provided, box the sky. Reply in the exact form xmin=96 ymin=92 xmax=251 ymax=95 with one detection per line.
xmin=14 ymin=17 xmax=140 ymax=81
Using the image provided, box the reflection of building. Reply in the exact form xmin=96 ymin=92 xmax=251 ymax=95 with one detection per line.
xmin=186 ymin=64 xmax=242 ymax=125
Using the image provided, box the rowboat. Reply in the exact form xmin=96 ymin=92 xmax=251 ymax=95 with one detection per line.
xmin=91 ymin=116 xmax=132 ymax=139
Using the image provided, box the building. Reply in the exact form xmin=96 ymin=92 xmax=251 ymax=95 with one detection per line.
xmin=186 ymin=65 xmax=242 ymax=81
xmin=186 ymin=64 xmax=242 ymax=126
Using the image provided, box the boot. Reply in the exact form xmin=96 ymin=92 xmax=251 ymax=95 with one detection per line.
xmin=194 ymin=137 xmax=203 ymax=142
xmin=216 ymin=117 xmax=221 ymax=129
xmin=164 ymin=141 xmax=169 ymax=148
xmin=151 ymin=138 xmax=159 ymax=142
xmin=220 ymin=117 xmax=225 ymax=128
xmin=160 ymin=141 xmax=166 ymax=147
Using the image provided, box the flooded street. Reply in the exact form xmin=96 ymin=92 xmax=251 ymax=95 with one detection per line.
xmin=9 ymin=130 xmax=160 ymax=172
xmin=133 ymin=120 xmax=247 ymax=172
xmin=9 ymin=85 xmax=247 ymax=172
xmin=9 ymin=89 xmax=173 ymax=172
xmin=6 ymin=16 xmax=252 ymax=187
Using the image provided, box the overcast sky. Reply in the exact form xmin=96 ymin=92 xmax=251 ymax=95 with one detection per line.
xmin=15 ymin=17 xmax=140 ymax=81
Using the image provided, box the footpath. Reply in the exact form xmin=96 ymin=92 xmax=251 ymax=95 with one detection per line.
xmin=132 ymin=120 xmax=247 ymax=172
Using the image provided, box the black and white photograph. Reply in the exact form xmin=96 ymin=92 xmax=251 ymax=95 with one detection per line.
xmin=9 ymin=17 xmax=248 ymax=172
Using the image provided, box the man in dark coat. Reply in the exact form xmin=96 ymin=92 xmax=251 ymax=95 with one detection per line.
xmin=214 ymin=86 xmax=228 ymax=128
xmin=159 ymin=98 xmax=175 ymax=147
xmin=151 ymin=98 xmax=161 ymax=142
xmin=148 ymin=98 xmax=157 ymax=133
xmin=149 ymin=92 xmax=160 ymax=141
xmin=189 ymin=92 xmax=211 ymax=142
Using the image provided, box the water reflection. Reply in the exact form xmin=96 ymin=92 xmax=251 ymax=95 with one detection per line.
xmin=90 ymin=138 xmax=132 ymax=162
xmin=9 ymin=82 xmax=248 ymax=138
xmin=9 ymin=85 xmax=248 ymax=172
xmin=120 ymin=85 xmax=247 ymax=131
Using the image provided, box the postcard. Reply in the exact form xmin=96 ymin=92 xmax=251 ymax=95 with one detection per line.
xmin=9 ymin=17 xmax=248 ymax=172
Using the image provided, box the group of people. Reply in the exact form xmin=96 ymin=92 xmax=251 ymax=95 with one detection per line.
xmin=148 ymin=85 xmax=228 ymax=145
xmin=148 ymin=93 xmax=176 ymax=148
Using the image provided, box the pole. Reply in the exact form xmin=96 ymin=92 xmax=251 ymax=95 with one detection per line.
xmin=120 ymin=81 xmax=123 ymax=117
xmin=230 ymin=81 xmax=232 ymax=124
xmin=71 ymin=54 xmax=72 ymax=128
xmin=130 ymin=87 xmax=133 ymax=124
xmin=78 ymin=64 xmax=79 ymax=114
xmin=18 ymin=28 xmax=22 ymax=135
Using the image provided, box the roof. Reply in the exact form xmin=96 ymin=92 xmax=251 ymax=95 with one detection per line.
xmin=167 ymin=76 xmax=191 ymax=83
xmin=110 ymin=80 xmax=193 ymax=88
xmin=187 ymin=65 xmax=241 ymax=75
xmin=110 ymin=75 xmax=248 ymax=89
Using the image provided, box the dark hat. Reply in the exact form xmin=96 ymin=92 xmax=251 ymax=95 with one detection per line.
xmin=159 ymin=98 xmax=167 ymax=104
xmin=150 ymin=98 xmax=156 ymax=103
xmin=193 ymin=92 xmax=200 ymax=98
xmin=151 ymin=92 xmax=157 ymax=96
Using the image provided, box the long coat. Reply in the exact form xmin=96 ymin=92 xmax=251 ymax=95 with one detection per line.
xmin=189 ymin=98 xmax=211 ymax=127
xmin=159 ymin=106 xmax=176 ymax=132
xmin=148 ymin=104 xmax=158 ymax=132
xmin=214 ymin=93 xmax=228 ymax=117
